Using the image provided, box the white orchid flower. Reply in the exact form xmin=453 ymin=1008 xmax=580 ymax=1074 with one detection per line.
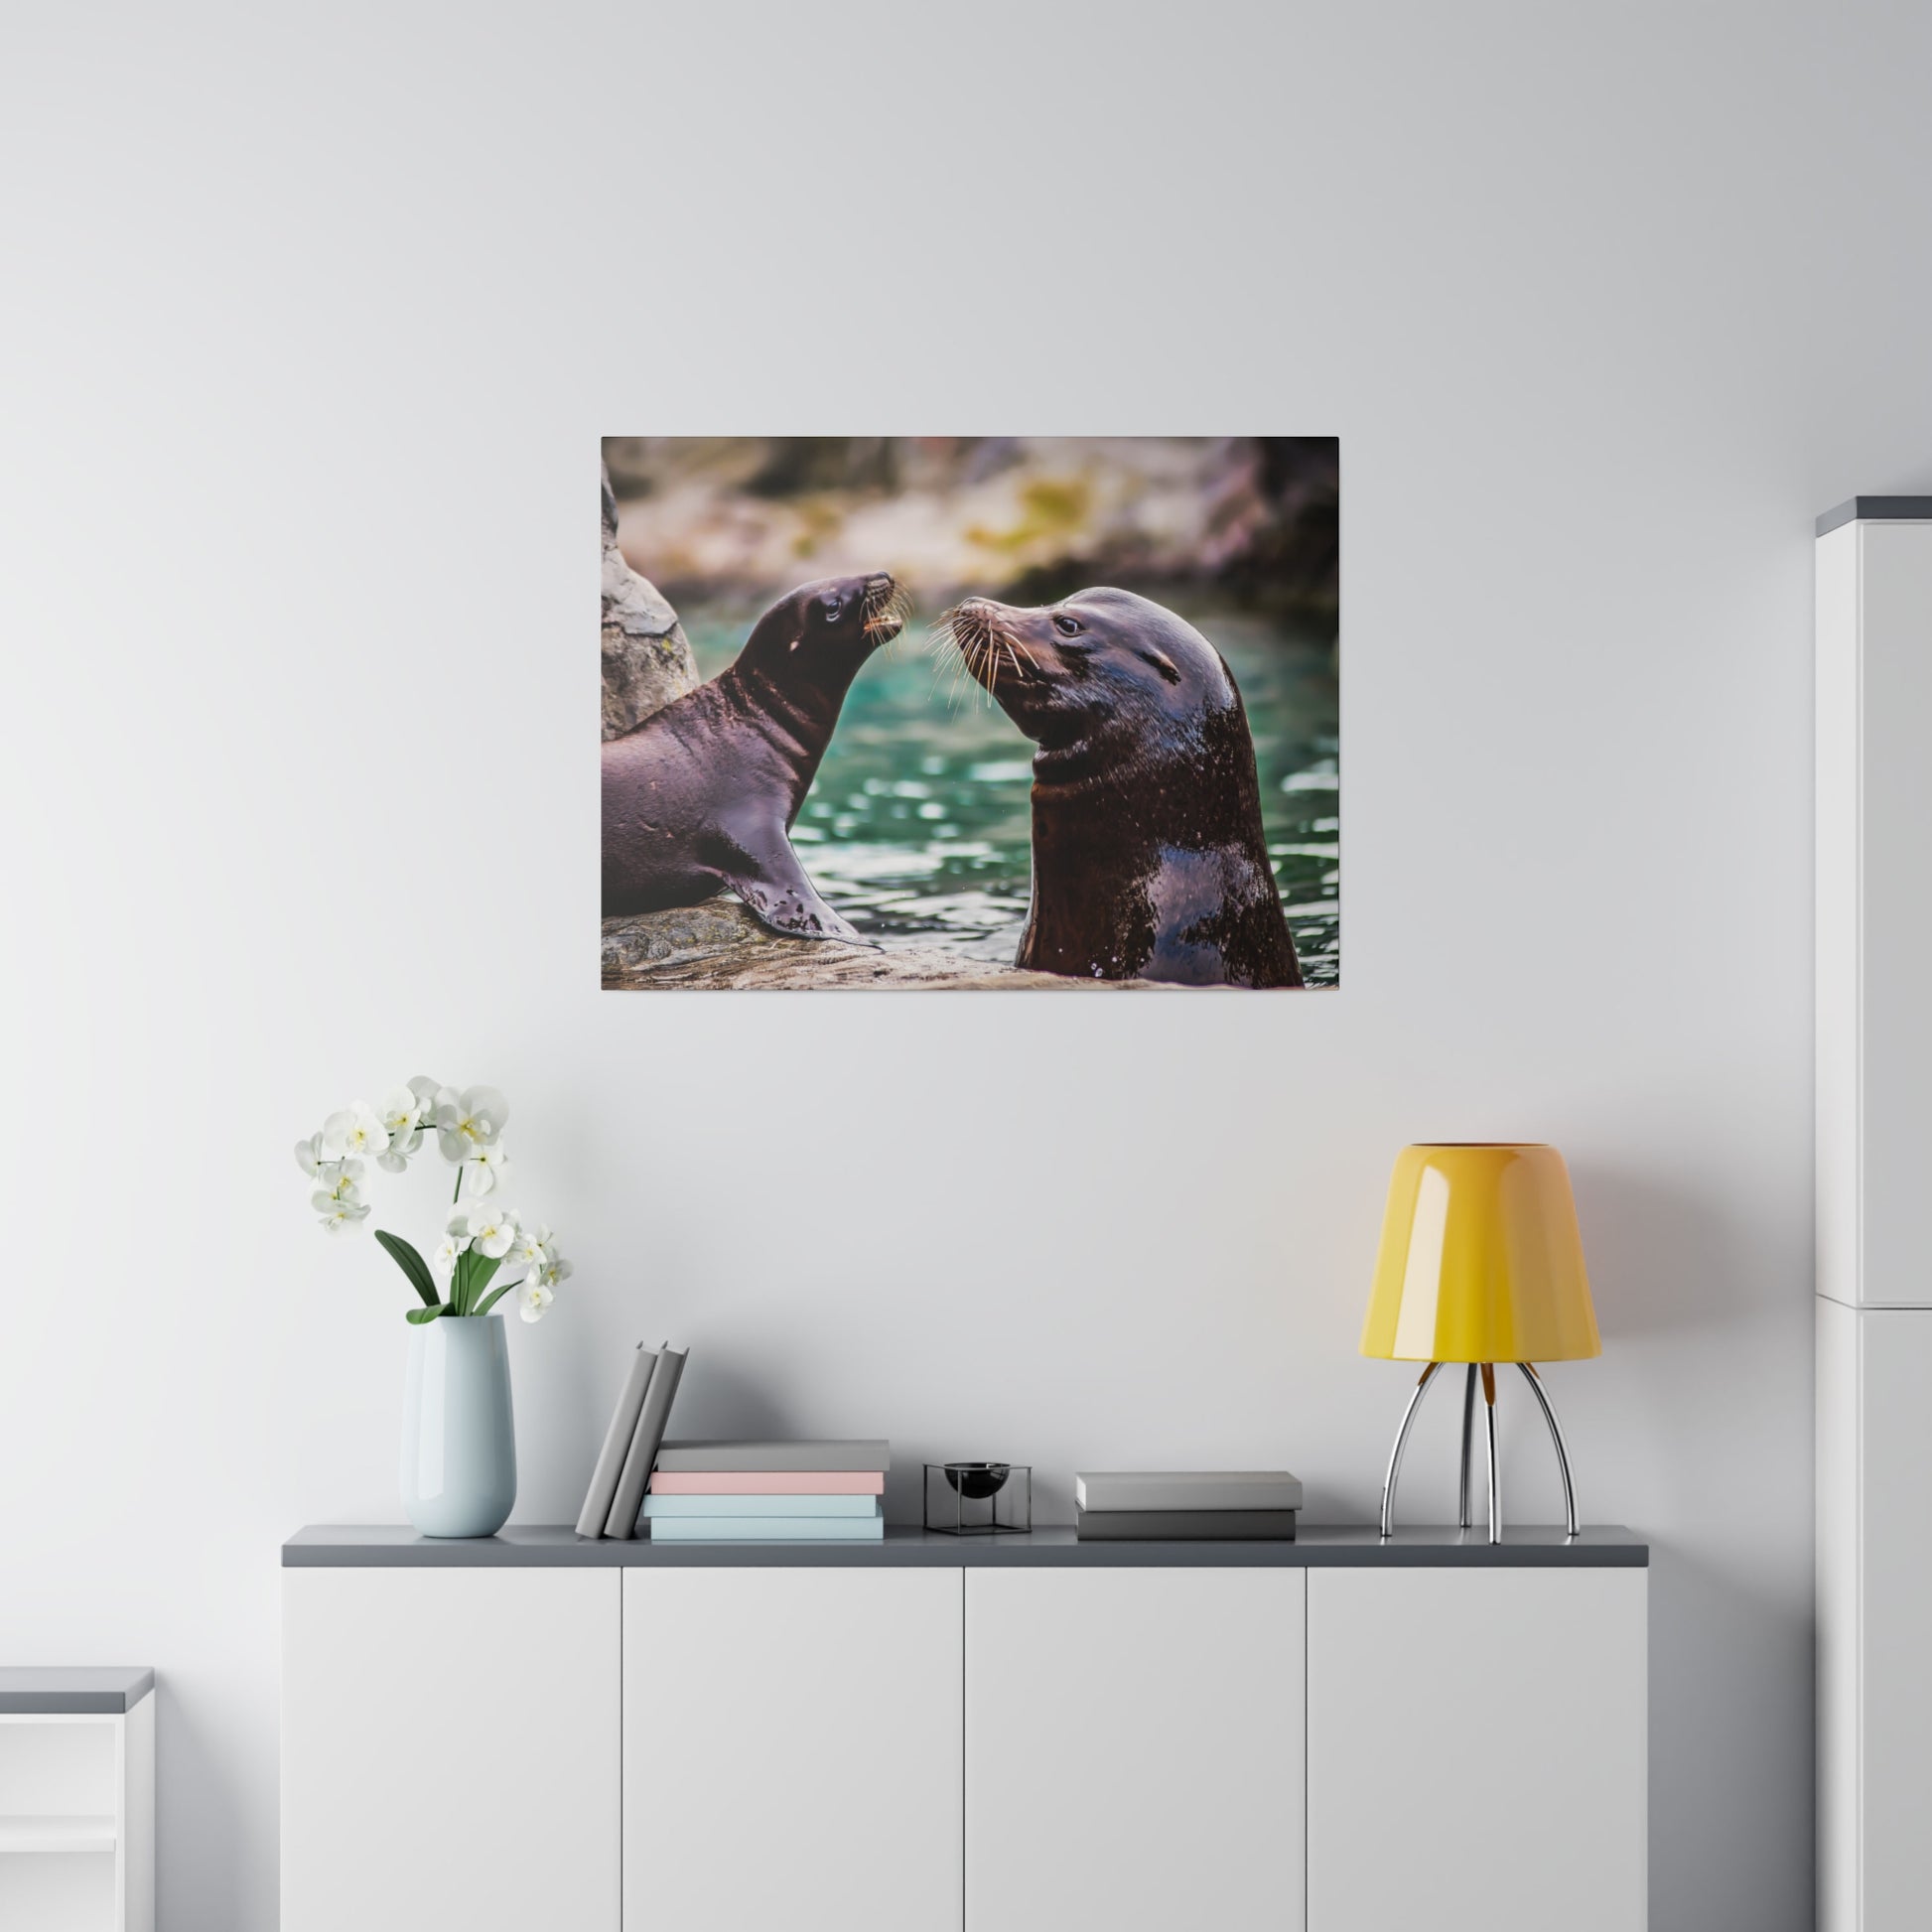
xmin=434 ymin=1085 xmax=508 ymax=1163
xmin=466 ymin=1206 xmax=518 ymax=1260
xmin=293 ymin=1133 xmax=328 ymax=1179
xmin=321 ymin=1101 xmax=388 ymax=1163
xmin=315 ymin=1191 xmax=370 ymax=1235
xmin=517 ymin=1281 xmax=555 ymax=1323
xmin=509 ymin=1221 xmax=552 ymax=1270
xmin=460 ymin=1144 xmax=513 ymax=1198
xmin=313 ymin=1159 xmax=365 ymax=1204
xmin=377 ymin=1086 xmax=425 ymax=1167
xmin=534 ymin=1253 xmax=573 ymax=1292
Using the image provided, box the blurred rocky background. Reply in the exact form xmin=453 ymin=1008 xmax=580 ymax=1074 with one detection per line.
xmin=602 ymin=436 xmax=1336 ymax=621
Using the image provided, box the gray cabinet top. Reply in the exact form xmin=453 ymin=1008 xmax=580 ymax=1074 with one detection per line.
xmin=1817 ymin=496 xmax=1932 ymax=536
xmin=285 ymin=1524 xmax=1646 ymax=1570
xmin=0 ymin=1667 xmax=154 ymax=1714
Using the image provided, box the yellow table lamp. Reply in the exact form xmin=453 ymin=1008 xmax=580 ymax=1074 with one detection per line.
xmin=1363 ymin=1144 xmax=1599 ymax=1543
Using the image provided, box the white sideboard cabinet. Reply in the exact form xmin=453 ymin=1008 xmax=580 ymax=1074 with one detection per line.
xmin=1816 ymin=498 xmax=1932 ymax=1932
xmin=283 ymin=1524 xmax=1645 ymax=1932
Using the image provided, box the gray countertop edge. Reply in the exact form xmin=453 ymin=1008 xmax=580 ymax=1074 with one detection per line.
xmin=285 ymin=1524 xmax=1647 ymax=1569
xmin=1817 ymin=495 xmax=1932 ymax=536
xmin=0 ymin=1667 xmax=154 ymax=1715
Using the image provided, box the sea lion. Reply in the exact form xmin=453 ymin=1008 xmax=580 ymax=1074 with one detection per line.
xmin=938 ymin=588 xmax=1303 ymax=987
xmin=602 ymin=572 xmax=907 ymax=937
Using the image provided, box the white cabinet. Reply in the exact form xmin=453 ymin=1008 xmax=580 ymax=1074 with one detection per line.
xmin=283 ymin=1535 xmax=1644 ymax=1932
xmin=0 ymin=1688 xmax=152 ymax=1932
xmin=1818 ymin=1299 xmax=1932 ymax=1930
xmin=1307 ymin=1568 xmax=1646 ymax=1932
xmin=621 ymin=1567 xmax=961 ymax=1932
xmin=1816 ymin=500 xmax=1932 ymax=1932
xmin=281 ymin=1569 xmax=621 ymax=1932
xmin=1817 ymin=510 xmax=1932 ymax=1311
xmin=965 ymin=1567 xmax=1305 ymax=1932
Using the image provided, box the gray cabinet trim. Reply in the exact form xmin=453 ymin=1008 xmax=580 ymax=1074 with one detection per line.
xmin=0 ymin=1666 xmax=155 ymax=1714
xmin=283 ymin=1524 xmax=1646 ymax=1569
xmin=1816 ymin=497 xmax=1932 ymax=536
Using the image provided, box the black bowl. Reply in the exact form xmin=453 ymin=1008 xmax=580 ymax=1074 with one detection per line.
xmin=942 ymin=1461 xmax=1011 ymax=1501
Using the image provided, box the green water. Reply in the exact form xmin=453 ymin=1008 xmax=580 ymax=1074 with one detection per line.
xmin=685 ymin=605 xmax=1340 ymax=985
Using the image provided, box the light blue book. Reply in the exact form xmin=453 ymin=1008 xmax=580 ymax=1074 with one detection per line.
xmin=640 ymin=1493 xmax=883 ymax=1520
xmin=647 ymin=1515 xmax=887 ymax=1543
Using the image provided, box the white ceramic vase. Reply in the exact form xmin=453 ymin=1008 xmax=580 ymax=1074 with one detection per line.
xmin=400 ymin=1315 xmax=516 ymax=1538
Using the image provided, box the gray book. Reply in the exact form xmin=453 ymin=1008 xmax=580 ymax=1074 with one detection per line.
xmin=1075 ymin=1507 xmax=1298 ymax=1541
xmin=575 ymin=1343 xmax=657 ymax=1539
xmin=1075 ymin=1470 xmax=1305 ymax=1513
xmin=652 ymin=1439 xmax=890 ymax=1473
xmin=605 ymin=1344 xmax=688 ymax=1539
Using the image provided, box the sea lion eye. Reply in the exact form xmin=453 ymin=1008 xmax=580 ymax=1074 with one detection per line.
xmin=1052 ymin=615 xmax=1082 ymax=636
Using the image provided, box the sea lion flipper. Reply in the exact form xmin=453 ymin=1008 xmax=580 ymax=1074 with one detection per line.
xmin=723 ymin=839 xmax=861 ymax=943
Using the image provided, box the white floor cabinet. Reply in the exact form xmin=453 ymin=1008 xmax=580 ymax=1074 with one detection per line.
xmin=0 ymin=1670 xmax=154 ymax=1932
xmin=283 ymin=1528 xmax=1645 ymax=1932
xmin=1815 ymin=497 xmax=1932 ymax=1932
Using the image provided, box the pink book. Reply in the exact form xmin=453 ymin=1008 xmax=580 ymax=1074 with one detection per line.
xmin=647 ymin=1469 xmax=886 ymax=1495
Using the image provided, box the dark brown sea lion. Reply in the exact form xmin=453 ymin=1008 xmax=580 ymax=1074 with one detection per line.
xmin=602 ymin=572 xmax=907 ymax=937
xmin=939 ymin=588 xmax=1303 ymax=987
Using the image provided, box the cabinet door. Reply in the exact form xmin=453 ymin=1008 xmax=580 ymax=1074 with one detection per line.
xmin=623 ymin=1567 xmax=962 ymax=1932
xmin=1856 ymin=526 xmax=1932 ymax=1307
xmin=1858 ymin=1308 xmax=1932 ymax=1925
xmin=966 ymin=1567 xmax=1306 ymax=1932
xmin=1307 ymin=1568 xmax=1645 ymax=1932
xmin=282 ymin=1569 xmax=621 ymax=1932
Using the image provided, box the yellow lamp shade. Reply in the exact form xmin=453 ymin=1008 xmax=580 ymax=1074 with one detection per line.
xmin=1361 ymin=1144 xmax=1599 ymax=1364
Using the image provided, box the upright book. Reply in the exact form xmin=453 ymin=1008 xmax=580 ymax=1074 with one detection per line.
xmin=575 ymin=1342 xmax=658 ymax=1539
xmin=604 ymin=1343 xmax=689 ymax=1539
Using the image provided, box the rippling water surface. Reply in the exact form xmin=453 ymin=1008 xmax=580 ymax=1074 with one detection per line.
xmin=685 ymin=605 xmax=1339 ymax=985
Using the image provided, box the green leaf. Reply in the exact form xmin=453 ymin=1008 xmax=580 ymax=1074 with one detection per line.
xmin=473 ymin=1279 xmax=515 ymax=1318
xmin=374 ymin=1229 xmax=440 ymax=1309
xmin=404 ymin=1304 xmax=447 ymax=1325
xmin=466 ymin=1253 xmax=503 ymax=1313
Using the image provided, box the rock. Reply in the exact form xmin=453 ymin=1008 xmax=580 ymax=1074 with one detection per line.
xmin=602 ymin=464 xmax=699 ymax=740
xmin=601 ymin=900 xmax=1178 ymax=991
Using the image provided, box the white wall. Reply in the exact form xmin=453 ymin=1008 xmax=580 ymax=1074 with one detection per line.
xmin=3 ymin=4 xmax=1928 ymax=1926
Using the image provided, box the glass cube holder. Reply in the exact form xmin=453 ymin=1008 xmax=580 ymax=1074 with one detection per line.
xmin=924 ymin=1462 xmax=1032 ymax=1535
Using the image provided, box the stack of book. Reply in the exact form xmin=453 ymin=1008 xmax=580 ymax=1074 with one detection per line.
xmin=1073 ymin=1470 xmax=1303 ymax=1540
xmin=576 ymin=1341 xmax=690 ymax=1541
xmin=642 ymin=1441 xmax=889 ymax=1542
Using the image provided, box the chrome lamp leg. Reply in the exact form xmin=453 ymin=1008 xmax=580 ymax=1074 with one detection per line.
xmin=1518 ymin=1362 xmax=1580 ymax=1537
xmin=1481 ymin=1362 xmax=1501 ymax=1544
xmin=1457 ymin=1365 xmax=1477 ymax=1529
xmin=1378 ymin=1361 xmax=1442 ymax=1539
